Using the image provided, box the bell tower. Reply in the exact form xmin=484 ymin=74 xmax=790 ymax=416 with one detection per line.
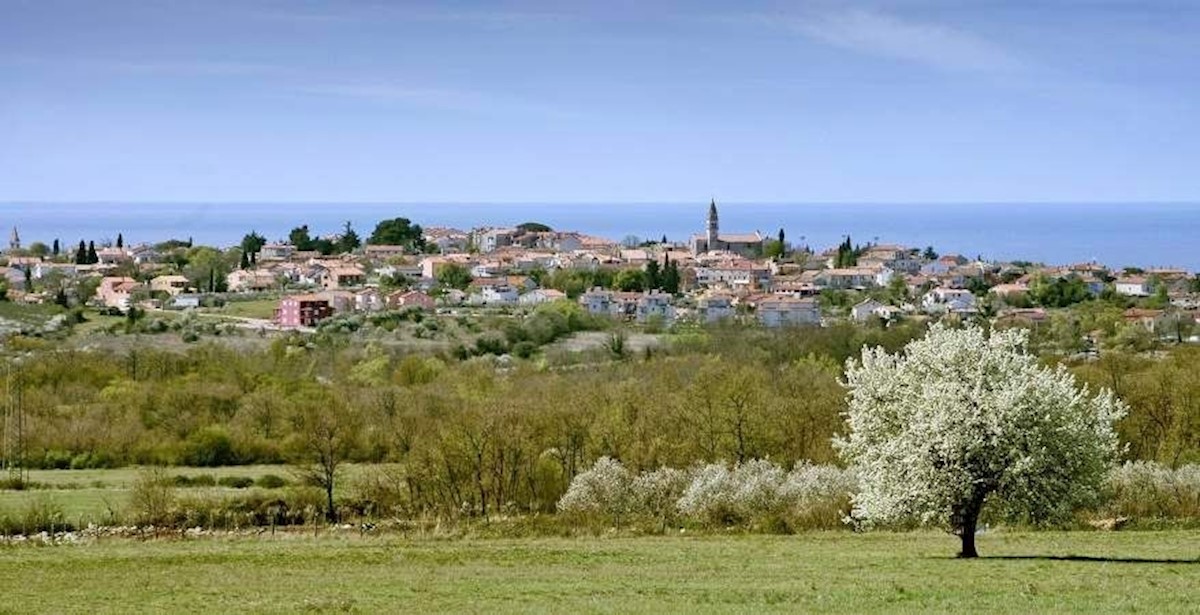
xmin=705 ymin=199 xmax=719 ymax=249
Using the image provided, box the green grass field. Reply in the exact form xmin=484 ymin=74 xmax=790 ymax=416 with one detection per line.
xmin=218 ymin=299 xmax=280 ymax=320
xmin=1 ymin=465 xmax=384 ymax=521
xmin=2 ymin=531 xmax=1197 ymax=613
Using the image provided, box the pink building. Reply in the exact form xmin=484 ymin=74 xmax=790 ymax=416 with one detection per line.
xmin=275 ymin=294 xmax=333 ymax=327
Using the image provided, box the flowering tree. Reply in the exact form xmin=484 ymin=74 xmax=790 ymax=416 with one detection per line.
xmin=837 ymin=324 xmax=1126 ymax=558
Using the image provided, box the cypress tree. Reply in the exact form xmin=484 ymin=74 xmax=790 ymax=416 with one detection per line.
xmin=52 ymin=239 xmax=60 ymax=257
xmin=645 ymin=259 xmax=661 ymax=290
xmin=116 ymin=233 xmax=124 ymax=249
xmin=87 ymin=241 xmax=98 ymax=264
xmin=75 ymin=240 xmax=87 ymax=265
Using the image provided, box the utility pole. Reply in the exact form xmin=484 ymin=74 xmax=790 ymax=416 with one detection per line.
xmin=3 ymin=362 xmax=25 ymax=484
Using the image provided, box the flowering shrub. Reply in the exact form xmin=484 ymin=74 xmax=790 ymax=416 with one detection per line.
xmin=1104 ymin=461 xmax=1200 ymax=522
xmin=556 ymin=457 xmax=634 ymax=522
xmin=561 ymin=458 xmax=857 ymax=530
xmin=630 ymin=467 xmax=691 ymax=523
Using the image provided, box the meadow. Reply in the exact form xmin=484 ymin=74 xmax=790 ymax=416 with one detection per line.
xmin=2 ymin=531 xmax=1197 ymax=614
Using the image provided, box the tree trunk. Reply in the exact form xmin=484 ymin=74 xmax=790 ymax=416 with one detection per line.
xmin=959 ymin=520 xmax=978 ymax=559
xmin=954 ymin=493 xmax=985 ymax=559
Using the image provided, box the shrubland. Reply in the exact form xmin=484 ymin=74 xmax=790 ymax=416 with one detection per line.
xmin=3 ymin=310 xmax=1200 ymax=533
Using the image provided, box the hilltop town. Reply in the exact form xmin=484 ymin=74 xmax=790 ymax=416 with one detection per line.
xmin=2 ymin=201 xmax=1198 ymax=353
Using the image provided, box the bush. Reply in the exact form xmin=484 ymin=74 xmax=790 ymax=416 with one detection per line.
xmin=1103 ymin=462 xmax=1200 ymax=522
xmin=256 ymin=474 xmax=289 ymax=489
xmin=560 ymin=458 xmax=857 ymax=531
xmin=218 ymin=476 xmax=256 ymax=489
xmin=129 ymin=468 xmax=176 ymax=526
xmin=179 ymin=427 xmax=238 ymax=467
xmin=172 ymin=474 xmax=217 ymax=487
xmin=511 ymin=341 xmax=537 ymax=359
xmin=0 ymin=495 xmax=71 ymax=536
xmin=557 ymin=457 xmax=634 ymax=524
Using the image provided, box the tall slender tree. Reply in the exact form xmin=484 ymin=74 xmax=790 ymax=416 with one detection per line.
xmin=51 ymin=239 xmax=60 ymax=257
xmin=116 ymin=233 xmax=124 ymax=249
xmin=75 ymin=240 xmax=87 ymax=265
xmin=86 ymin=240 xmax=98 ymax=264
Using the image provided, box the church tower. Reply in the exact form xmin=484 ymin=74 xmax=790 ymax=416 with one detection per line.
xmin=705 ymin=199 xmax=719 ymax=250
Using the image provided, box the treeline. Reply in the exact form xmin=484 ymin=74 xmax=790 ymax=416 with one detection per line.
xmin=6 ymin=319 xmax=1200 ymax=520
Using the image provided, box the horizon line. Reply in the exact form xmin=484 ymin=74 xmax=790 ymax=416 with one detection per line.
xmin=5 ymin=200 xmax=1200 ymax=206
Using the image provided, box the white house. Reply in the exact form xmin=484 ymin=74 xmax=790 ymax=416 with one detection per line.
xmin=697 ymin=294 xmax=735 ymax=323
xmin=579 ymin=287 xmax=614 ymax=316
xmin=851 ymin=298 xmax=886 ymax=322
xmin=757 ymin=296 xmax=821 ymax=328
xmin=354 ymin=288 xmax=386 ymax=312
xmin=259 ymin=243 xmax=295 ymax=261
xmin=469 ymin=283 xmax=519 ymax=306
xmin=518 ymin=288 xmax=567 ymax=306
xmin=818 ymin=266 xmax=892 ymax=290
xmin=922 ymin=287 xmax=977 ymax=314
xmin=1115 ymin=276 xmax=1152 ymax=297
xmin=636 ymin=290 xmax=675 ymax=323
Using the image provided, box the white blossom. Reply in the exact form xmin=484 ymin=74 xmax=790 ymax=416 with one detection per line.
xmin=837 ymin=323 xmax=1125 ymax=555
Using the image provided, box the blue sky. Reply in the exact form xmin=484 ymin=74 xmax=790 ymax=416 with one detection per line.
xmin=2 ymin=0 xmax=1198 ymax=203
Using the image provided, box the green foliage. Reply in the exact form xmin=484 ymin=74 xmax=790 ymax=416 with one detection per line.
xmin=368 ymin=217 xmax=424 ymax=249
xmin=436 ymin=263 xmax=473 ymax=290
xmin=834 ymin=236 xmax=865 ymax=268
xmin=180 ymin=427 xmax=238 ymax=467
xmin=614 ymin=269 xmax=645 ymax=292
xmin=256 ymin=474 xmax=289 ymax=489
xmin=517 ymin=222 xmax=552 ymax=233
xmin=1029 ymin=275 xmax=1091 ymax=308
xmin=129 ymin=468 xmax=176 ymax=526
xmin=644 ymin=259 xmax=661 ymax=290
xmin=240 ymin=231 xmax=266 ymax=259
xmin=217 ymin=476 xmax=256 ymax=489
xmin=337 ymin=221 xmax=361 ymax=254
xmin=543 ymin=268 xmax=615 ymax=298
xmin=288 ymin=225 xmax=314 ymax=250
xmin=763 ymin=240 xmax=785 ymax=259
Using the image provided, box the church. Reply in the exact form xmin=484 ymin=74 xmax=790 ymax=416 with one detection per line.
xmin=689 ymin=200 xmax=766 ymax=257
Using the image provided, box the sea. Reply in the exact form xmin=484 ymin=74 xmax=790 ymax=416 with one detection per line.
xmin=2 ymin=202 xmax=1197 ymax=271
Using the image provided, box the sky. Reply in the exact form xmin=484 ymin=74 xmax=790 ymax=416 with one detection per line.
xmin=2 ymin=0 xmax=1199 ymax=203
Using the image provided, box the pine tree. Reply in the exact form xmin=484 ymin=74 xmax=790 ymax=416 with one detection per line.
xmin=87 ymin=241 xmax=98 ymax=264
xmin=338 ymin=221 xmax=361 ymax=254
xmin=239 ymin=250 xmax=250 ymax=270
